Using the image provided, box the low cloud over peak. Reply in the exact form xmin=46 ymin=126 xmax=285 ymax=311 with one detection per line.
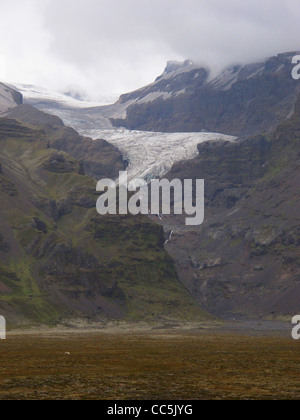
xmin=0 ymin=0 xmax=299 ymax=99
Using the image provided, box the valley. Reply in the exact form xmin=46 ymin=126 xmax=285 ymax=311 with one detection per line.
xmin=1 ymin=0 xmax=300 ymax=402
xmin=0 ymin=323 xmax=299 ymax=400
xmin=83 ymin=129 xmax=235 ymax=183
xmin=0 ymin=50 xmax=300 ymax=325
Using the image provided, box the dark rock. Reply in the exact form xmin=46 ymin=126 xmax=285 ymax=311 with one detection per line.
xmin=42 ymin=152 xmax=79 ymax=173
xmin=4 ymin=104 xmax=126 ymax=180
xmin=163 ymin=95 xmax=300 ymax=318
xmin=76 ymin=195 xmax=96 ymax=209
xmin=32 ymin=218 xmax=48 ymax=234
xmin=0 ymin=115 xmax=200 ymax=325
xmin=31 ymin=196 xmax=59 ymax=222
xmin=112 ymin=52 xmax=299 ymax=137
xmin=0 ymin=234 xmax=10 ymax=253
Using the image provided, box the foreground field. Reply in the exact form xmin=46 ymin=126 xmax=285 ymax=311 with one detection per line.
xmin=0 ymin=325 xmax=299 ymax=400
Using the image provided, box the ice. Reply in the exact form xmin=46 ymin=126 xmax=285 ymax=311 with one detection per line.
xmin=13 ymin=83 xmax=118 ymax=109
xmin=82 ymin=128 xmax=236 ymax=183
xmin=137 ymin=91 xmax=172 ymax=104
xmin=9 ymin=82 xmax=237 ymax=184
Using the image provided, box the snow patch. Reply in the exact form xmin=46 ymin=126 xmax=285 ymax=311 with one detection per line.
xmin=276 ymin=64 xmax=285 ymax=73
xmin=13 ymin=84 xmax=118 ymax=109
xmin=247 ymin=66 xmax=265 ymax=79
xmin=209 ymin=67 xmax=240 ymax=91
xmin=173 ymin=89 xmax=186 ymax=97
xmin=137 ymin=91 xmax=172 ymax=104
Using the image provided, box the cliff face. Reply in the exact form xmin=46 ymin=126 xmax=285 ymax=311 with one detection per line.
xmin=4 ymin=104 xmax=126 ymax=180
xmin=111 ymin=53 xmax=300 ymax=137
xmin=0 ymin=83 xmax=23 ymax=114
xmin=0 ymin=116 xmax=207 ymax=325
xmin=163 ymin=97 xmax=300 ymax=318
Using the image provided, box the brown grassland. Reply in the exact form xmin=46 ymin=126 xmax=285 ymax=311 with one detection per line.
xmin=0 ymin=325 xmax=299 ymax=400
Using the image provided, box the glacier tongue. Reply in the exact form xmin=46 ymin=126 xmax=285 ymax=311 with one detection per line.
xmin=82 ymin=128 xmax=236 ymax=183
xmin=13 ymin=82 xmax=237 ymax=183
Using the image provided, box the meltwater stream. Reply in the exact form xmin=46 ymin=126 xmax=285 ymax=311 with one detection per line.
xmin=82 ymin=129 xmax=236 ymax=182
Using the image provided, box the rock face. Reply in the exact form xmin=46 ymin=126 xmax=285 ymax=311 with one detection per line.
xmin=0 ymin=115 xmax=207 ymax=325
xmin=163 ymin=97 xmax=300 ymax=318
xmin=111 ymin=52 xmax=300 ymax=136
xmin=0 ymin=83 xmax=23 ymax=114
xmin=5 ymin=104 xmax=126 ymax=180
xmin=13 ymin=52 xmax=300 ymax=138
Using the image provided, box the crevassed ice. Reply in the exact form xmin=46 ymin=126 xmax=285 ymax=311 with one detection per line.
xmin=83 ymin=129 xmax=236 ymax=184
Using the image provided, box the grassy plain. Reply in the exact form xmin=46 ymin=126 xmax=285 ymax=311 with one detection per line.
xmin=0 ymin=323 xmax=299 ymax=400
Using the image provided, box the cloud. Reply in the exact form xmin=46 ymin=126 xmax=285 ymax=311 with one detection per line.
xmin=0 ymin=0 xmax=299 ymax=99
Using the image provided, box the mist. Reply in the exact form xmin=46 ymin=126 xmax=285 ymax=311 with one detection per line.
xmin=0 ymin=0 xmax=299 ymax=99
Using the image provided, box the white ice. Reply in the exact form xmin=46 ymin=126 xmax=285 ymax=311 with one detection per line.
xmin=13 ymin=83 xmax=118 ymax=109
xmin=82 ymin=128 xmax=236 ymax=183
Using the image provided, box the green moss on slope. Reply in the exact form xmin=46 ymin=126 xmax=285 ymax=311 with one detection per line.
xmin=0 ymin=117 xmax=207 ymax=325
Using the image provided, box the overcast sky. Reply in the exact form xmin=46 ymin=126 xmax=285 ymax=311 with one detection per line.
xmin=0 ymin=0 xmax=300 ymax=100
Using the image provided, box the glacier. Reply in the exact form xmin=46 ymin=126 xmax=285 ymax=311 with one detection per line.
xmin=15 ymin=82 xmax=236 ymax=183
xmin=13 ymin=83 xmax=118 ymax=109
xmin=82 ymin=128 xmax=236 ymax=183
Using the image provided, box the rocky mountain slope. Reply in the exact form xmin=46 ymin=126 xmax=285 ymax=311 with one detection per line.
xmin=2 ymin=50 xmax=299 ymax=323
xmin=5 ymin=104 xmax=126 ymax=180
xmin=162 ymin=96 xmax=300 ymax=318
xmin=6 ymin=100 xmax=236 ymax=188
xmin=110 ymin=52 xmax=300 ymax=136
xmin=14 ymin=52 xmax=300 ymax=137
xmin=0 ymin=83 xmax=22 ymax=114
xmin=80 ymin=129 xmax=235 ymax=184
xmin=0 ymin=110 xmax=207 ymax=325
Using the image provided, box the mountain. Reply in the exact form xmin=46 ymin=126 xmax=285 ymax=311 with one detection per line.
xmin=2 ymin=50 xmax=299 ymax=323
xmin=109 ymin=52 xmax=300 ymax=136
xmin=0 ymin=83 xmax=23 ymax=114
xmin=80 ymin=129 xmax=235 ymax=184
xmin=12 ymin=88 xmax=236 ymax=184
xmin=13 ymin=84 xmax=117 ymax=131
xmin=14 ymin=52 xmax=300 ymax=137
xmin=4 ymin=104 xmax=126 ymax=180
xmin=13 ymin=83 xmax=117 ymax=110
xmin=0 ymin=103 xmax=207 ymax=326
xmin=162 ymin=95 xmax=300 ymax=318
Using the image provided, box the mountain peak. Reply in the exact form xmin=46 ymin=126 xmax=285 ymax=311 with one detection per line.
xmin=164 ymin=59 xmax=195 ymax=74
xmin=155 ymin=60 xmax=199 ymax=82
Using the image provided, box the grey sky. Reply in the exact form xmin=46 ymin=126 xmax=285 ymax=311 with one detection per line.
xmin=0 ymin=0 xmax=299 ymax=99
